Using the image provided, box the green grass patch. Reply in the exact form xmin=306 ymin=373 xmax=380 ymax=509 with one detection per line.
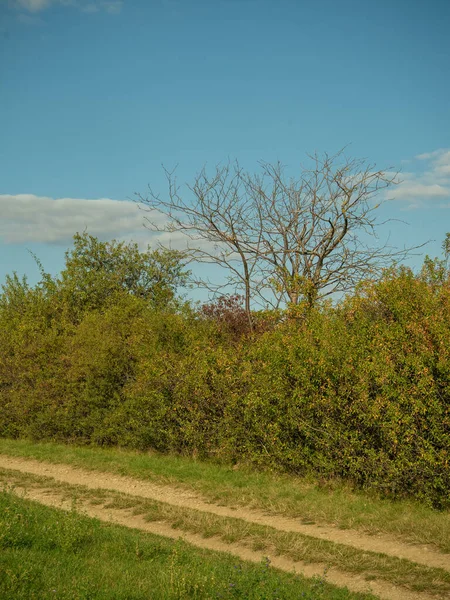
xmin=0 ymin=489 xmax=376 ymax=600
xmin=2 ymin=469 xmax=450 ymax=596
xmin=1 ymin=437 xmax=449 ymax=553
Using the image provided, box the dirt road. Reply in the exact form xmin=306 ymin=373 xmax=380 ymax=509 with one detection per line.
xmin=1 ymin=454 xmax=448 ymax=600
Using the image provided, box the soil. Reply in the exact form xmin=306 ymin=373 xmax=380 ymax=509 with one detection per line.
xmin=1 ymin=454 xmax=449 ymax=600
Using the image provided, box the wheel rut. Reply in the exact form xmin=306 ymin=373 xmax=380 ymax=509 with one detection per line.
xmin=1 ymin=454 xmax=448 ymax=600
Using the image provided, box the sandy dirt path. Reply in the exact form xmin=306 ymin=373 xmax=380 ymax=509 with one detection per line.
xmin=6 ymin=484 xmax=444 ymax=600
xmin=0 ymin=454 xmax=447 ymax=573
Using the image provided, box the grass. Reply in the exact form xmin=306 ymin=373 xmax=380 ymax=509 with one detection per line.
xmin=0 ymin=489 xmax=377 ymax=600
xmin=0 ymin=437 xmax=449 ymax=553
xmin=2 ymin=468 xmax=450 ymax=596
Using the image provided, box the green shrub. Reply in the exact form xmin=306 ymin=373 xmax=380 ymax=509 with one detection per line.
xmin=1 ymin=250 xmax=449 ymax=508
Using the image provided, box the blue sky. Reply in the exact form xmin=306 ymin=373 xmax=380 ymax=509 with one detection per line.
xmin=1 ymin=0 xmax=449 ymax=300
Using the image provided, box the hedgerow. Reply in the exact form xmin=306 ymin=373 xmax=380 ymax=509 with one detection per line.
xmin=0 ymin=237 xmax=449 ymax=508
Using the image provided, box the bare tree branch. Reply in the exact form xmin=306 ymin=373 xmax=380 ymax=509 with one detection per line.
xmin=135 ymin=149 xmax=425 ymax=323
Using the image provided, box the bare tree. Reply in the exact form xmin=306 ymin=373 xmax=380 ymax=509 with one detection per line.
xmin=136 ymin=149 xmax=421 ymax=325
xmin=136 ymin=162 xmax=262 ymax=329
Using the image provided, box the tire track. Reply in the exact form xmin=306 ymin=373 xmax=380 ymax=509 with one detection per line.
xmin=0 ymin=454 xmax=447 ymax=573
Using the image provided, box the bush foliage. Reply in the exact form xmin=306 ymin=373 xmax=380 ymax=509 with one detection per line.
xmin=0 ymin=234 xmax=449 ymax=508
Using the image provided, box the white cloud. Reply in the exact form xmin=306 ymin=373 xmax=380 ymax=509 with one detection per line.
xmin=10 ymin=0 xmax=123 ymax=14
xmin=0 ymin=193 xmax=239 ymax=265
xmin=0 ymin=194 xmax=157 ymax=245
xmin=388 ymin=182 xmax=450 ymax=200
xmin=434 ymin=150 xmax=450 ymax=175
xmin=437 ymin=165 xmax=450 ymax=176
xmin=0 ymin=193 xmax=212 ymax=254
xmin=16 ymin=11 xmax=45 ymax=24
xmin=102 ymin=0 xmax=122 ymax=14
xmin=81 ymin=3 xmax=99 ymax=12
xmin=14 ymin=0 xmax=51 ymax=12
xmin=389 ymin=148 xmax=450 ymax=208
xmin=415 ymin=149 xmax=445 ymax=161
